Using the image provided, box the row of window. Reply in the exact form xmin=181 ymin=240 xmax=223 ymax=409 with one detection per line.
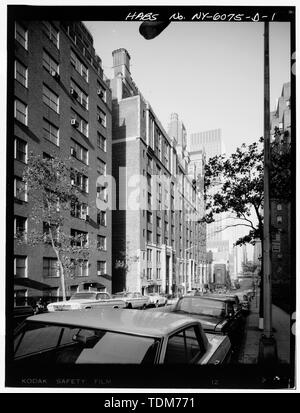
xmin=14 ymin=255 xmax=107 ymax=278
xmin=15 ymin=22 xmax=107 ymax=101
xmin=15 ymin=97 xmax=107 ymax=145
xmin=146 ymin=268 xmax=161 ymax=281
xmin=14 ymin=174 xmax=108 ymax=207
xmin=15 ymin=216 xmax=108 ymax=245
xmin=14 ymin=136 xmax=106 ymax=169
xmin=146 ymin=249 xmax=161 ymax=263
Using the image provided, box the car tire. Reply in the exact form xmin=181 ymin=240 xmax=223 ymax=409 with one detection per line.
xmin=142 ymin=304 xmax=147 ymax=310
xmin=127 ymin=303 xmax=132 ymax=309
xmin=155 ymin=301 xmax=159 ymax=308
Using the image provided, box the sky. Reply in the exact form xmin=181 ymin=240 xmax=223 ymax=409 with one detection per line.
xmin=84 ymin=20 xmax=291 ymax=251
xmin=84 ymin=21 xmax=291 ymax=155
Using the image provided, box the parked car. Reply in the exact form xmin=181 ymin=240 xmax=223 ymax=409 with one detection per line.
xmin=235 ymin=293 xmax=251 ymax=315
xmin=13 ymin=305 xmax=35 ymax=329
xmin=208 ymin=293 xmax=242 ymax=314
xmin=145 ymin=293 xmax=167 ymax=307
xmin=13 ymin=309 xmax=232 ymax=365
xmin=151 ymin=295 xmax=245 ymax=349
xmin=47 ymin=291 xmax=126 ymax=312
xmin=163 ymin=294 xmax=180 ymax=306
xmin=112 ymin=292 xmax=150 ymax=309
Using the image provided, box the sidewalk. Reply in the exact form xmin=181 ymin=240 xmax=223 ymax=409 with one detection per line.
xmin=238 ymin=291 xmax=291 ymax=364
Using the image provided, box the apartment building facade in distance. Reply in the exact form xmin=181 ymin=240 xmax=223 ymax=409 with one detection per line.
xmin=12 ymin=20 xmax=112 ymax=305
xmin=270 ymin=81 xmax=291 ymax=310
xmin=110 ymin=49 xmax=205 ymax=295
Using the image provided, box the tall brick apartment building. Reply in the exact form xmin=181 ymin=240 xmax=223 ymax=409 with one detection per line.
xmin=12 ymin=20 xmax=112 ymax=304
xmin=110 ymin=48 xmax=206 ymax=295
xmin=270 ymin=82 xmax=291 ymax=310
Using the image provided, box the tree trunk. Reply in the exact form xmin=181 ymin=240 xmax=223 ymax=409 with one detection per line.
xmin=58 ymin=258 xmax=66 ymax=301
xmin=49 ymin=225 xmax=66 ymax=301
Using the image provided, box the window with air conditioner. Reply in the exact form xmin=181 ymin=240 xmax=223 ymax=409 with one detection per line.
xmin=71 ymin=139 xmax=88 ymax=164
xmin=70 ymin=80 xmax=88 ymax=109
xmin=70 ymin=88 xmax=78 ymax=99
xmin=43 ymin=50 xmax=59 ymax=76
xmin=97 ymin=83 xmax=106 ymax=101
xmin=97 ymin=107 xmax=106 ymax=127
xmin=51 ymin=70 xmax=60 ymax=81
xmin=71 ymin=110 xmax=88 ymax=137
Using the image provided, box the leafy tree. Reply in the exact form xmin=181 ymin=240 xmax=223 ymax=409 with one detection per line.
xmin=204 ymin=127 xmax=291 ymax=248
xmin=242 ymin=261 xmax=258 ymax=274
xmin=18 ymin=153 xmax=94 ymax=301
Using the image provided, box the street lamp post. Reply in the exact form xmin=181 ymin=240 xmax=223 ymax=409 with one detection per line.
xmin=259 ymin=21 xmax=277 ymax=363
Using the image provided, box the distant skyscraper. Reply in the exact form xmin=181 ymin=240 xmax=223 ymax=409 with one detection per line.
xmin=189 ymin=128 xmax=223 ymax=159
xmin=188 ymin=128 xmax=223 ymax=243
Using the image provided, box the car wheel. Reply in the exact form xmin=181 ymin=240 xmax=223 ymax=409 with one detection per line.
xmin=142 ymin=304 xmax=147 ymax=310
xmin=155 ymin=301 xmax=159 ymax=308
xmin=127 ymin=303 xmax=132 ymax=309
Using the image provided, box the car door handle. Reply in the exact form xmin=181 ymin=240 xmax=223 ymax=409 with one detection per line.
xmin=214 ymin=360 xmax=220 ymax=365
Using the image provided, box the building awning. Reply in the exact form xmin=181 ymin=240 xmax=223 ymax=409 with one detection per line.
xmin=14 ymin=278 xmax=52 ymax=291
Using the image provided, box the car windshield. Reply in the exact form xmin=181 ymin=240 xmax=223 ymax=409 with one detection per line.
xmin=176 ymin=298 xmax=225 ymax=317
xmin=14 ymin=322 xmax=160 ymax=364
xmin=69 ymin=293 xmax=96 ymax=300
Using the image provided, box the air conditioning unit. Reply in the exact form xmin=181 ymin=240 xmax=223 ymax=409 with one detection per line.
xmin=71 ymin=118 xmax=79 ymax=128
xmin=97 ymin=89 xmax=104 ymax=98
xmin=70 ymin=88 xmax=78 ymax=99
xmin=70 ymin=147 xmax=77 ymax=157
xmin=51 ymin=70 xmax=60 ymax=81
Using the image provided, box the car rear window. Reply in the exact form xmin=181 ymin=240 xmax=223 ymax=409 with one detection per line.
xmin=70 ymin=293 xmax=96 ymax=300
xmin=164 ymin=326 xmax=205 ymax=364
xmin=176 ymin=298 xmax=225 ymax=317
xmin=14 ymin=323 xmax=160 ymax=364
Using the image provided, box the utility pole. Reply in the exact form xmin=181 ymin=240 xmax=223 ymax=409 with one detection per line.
xmin=259 ymin=21 xmax=277 ymax=363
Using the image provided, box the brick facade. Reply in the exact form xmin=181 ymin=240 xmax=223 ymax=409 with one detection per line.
xmin=12 ymin=21 xmax=112 ymax=304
